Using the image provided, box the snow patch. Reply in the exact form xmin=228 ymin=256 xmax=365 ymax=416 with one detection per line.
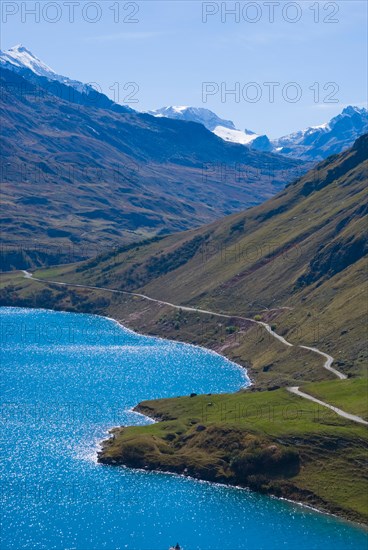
xmin=213 ymin=125 xmax=260 ymax=145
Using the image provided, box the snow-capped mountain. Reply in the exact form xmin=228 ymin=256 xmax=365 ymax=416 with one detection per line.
xmin=149 ymin=106 xmax=272 ymax=151
xmin=272 ymin=106 xmax=368 ymax=161
xmin=0 ymin=44 xmax=55 ymax=77
xmin=213 ymin=126 xmax=258 ymax=144
xmin=152 ymin=104 xmax=367 ymax=161
xmin=1 ymin=63 xmax=301 ymax=268
xmin=213 ymin=126 xmax=272 ymax=151
xmin=0 ymin=44 xmax=134 ymax=113
xmin=149 ymin=106 xmax=236 ymax=131
xmin=0 ymin=44 xmax=93 ymax=94
xmin=0 ymin=44 xmax=96 ymax=95
xmin=2 ymin=46 xmax=366 ymax=162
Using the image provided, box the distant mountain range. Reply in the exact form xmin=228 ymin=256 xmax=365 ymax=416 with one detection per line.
xmin=0 ymin=47 xmax=301 ymax=270
xmin=149 ymin=106 xmax=272 ymax=151
xmin=150 ymin=105 xmax=368 ymax=161
xmin=1 ymin=44 xmax=366 ymax=271
xmin=3 ymin=45 xmax=366 ymax=164
xmin=273 ymin=106 xmax=368 ymax=160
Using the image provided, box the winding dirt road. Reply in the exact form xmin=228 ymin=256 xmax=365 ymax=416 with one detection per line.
xmin=300 ymin=345 xmax=346 ymax=380
xmin=288 ymin=386 xmax=368 ymax=426
xmin=21 ymin=271 xmax=330 ymax=363
xmin=22 ymin=270 xmax=366 ymax=426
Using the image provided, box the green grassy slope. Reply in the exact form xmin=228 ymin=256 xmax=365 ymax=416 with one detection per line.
xmin=10 ymin=133 xmax=366 ymax=384
xmin=98 ymin=389 xmax=368 ymax=523
xmin=54 ymin=134 xmax=366 ymax=310
xmin=301 ymin=379 xmax=368 ymax=421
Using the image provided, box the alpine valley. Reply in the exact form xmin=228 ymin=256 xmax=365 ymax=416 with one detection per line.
xmin=0 ymin=45 xmax=302 ymax=269
xmin=2 ymin=133 xmax=367 ymax=524
xmin=1 ymin=42 xmax=368 ymax=538
xmin=1 ymin=45 xmax=366 ymax=270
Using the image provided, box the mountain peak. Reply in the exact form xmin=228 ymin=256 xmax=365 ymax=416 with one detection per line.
xmin=9 ymin=44 xmax=30 ymax=53
xmin=149 ymin=106 xmax=237 ymax=131
xmin=0 ymin=44 xmax=136 ymax=110
xmin=341 ymin=105 xmax=366 ymax=116
xmin=149 ymin=106 xmax=273 ymax=150
xmin=274 ymin=106 xmax=368 ymax=161
xmin=170 ymin=106 xmax=189 ymax=113
xmin=9 ymin=44 xmax=42 ymax=59
xmin=1 ymin=44 xmax=56 ymax=76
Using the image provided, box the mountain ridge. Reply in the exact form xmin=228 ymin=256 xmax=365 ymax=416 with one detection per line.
xmin=0 ymin=43 xmax=99 ymax=97
xmin=2 ymin=44 xmax=366 ymax=162
xmin=150 ymin=104 xmax=368 ymax=160
xmin=0 ymin=65 xmax=302 ymax=270
xmin=149 ymin=105 xmax=272 ymax=151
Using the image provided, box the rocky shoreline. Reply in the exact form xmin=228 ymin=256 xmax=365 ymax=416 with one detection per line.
xmin=97 ymin=402 xmax=367 ymax=527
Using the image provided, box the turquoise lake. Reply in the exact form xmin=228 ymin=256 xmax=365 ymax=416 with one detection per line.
xmin=1 ymin=307 xmax=367 ymax=550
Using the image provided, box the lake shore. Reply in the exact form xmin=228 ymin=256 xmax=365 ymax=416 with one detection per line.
xmin=1 ymin=287 xmax=367 ymax=527
xmin=96 ymin=382 xmax=368 ymax=526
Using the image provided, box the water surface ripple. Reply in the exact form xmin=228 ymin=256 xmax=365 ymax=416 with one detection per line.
xmin=1 ymin=308 xmax=366 ymax=549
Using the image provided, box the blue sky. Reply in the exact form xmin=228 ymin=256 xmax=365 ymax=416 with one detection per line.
xmin=1 ymin=0 xmax=367 ymax=137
